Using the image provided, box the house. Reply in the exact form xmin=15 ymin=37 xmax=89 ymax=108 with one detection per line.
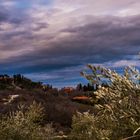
xmin=61 ymin=87 xmax=74 ymax=95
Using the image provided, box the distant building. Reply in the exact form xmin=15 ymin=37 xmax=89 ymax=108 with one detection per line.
xmin=62 ymin=87 xmax=74 ymax=94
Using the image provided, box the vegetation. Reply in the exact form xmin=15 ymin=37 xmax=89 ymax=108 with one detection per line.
xmin=0 ymin=74 xmax=46 ymax=90
xmin=0 ymin=101 xmax=54 ymax=140
xmin=70 ymin=65 xmax=140 ymax=140
xmin=0 ymin=63 xmax=140 ymax=140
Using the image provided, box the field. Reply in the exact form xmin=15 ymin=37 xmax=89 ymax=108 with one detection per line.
xmin=0 ymin=65 xmax=140 ymax=140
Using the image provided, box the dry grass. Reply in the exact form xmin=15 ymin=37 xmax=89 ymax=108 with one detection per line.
xmin=69 ymin=65 xmax=140 ymax=140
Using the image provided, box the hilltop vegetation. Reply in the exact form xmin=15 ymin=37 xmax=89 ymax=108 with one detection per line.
xmin=0 ymin=65 xmax=140 ymax=140
xmin=0 ymin=74 xmax=43 ymax=90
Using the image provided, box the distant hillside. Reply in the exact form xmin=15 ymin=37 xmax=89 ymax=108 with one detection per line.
xmin=0 ymin=74 xmax=50 ymax=90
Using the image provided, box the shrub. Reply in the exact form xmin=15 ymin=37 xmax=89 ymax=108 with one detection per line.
xmin=0 ymin=101 xmax=54 ymax=140
xmin=69 ymin=65 xmax=140 ymax=140
xmin=70 ymin=111 xmax=102 ymax=140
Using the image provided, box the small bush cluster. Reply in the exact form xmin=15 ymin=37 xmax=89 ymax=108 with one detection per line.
xmin=70 ymin=65 xmax=140 ymax=140
xmin=0 ymin=101 xmax=54 ymax=140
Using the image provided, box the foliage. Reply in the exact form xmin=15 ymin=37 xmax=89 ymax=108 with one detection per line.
xmin=13 ymin=74 xmax=43 ymax=89
xmin=70 ymin=65 xmax=140 ymax=140
xmin=0 ymin=74 xmax=43 ymax=90
xmin=70 ymin=111 xmax=101 ymax=140
xmin=0 ymin=101 xmax=54 ymax=140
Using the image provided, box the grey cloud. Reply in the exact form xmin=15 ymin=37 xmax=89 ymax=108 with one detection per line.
xmin=0 ymin=7 xmax=9 ymax=22
xmin=0 ymin=13 xmax=140 ymax=86
xmin=0 ymin=1 xmax=29 ymax=25
xmin=1 ymin=15 xmax=140 ymax=69
xmin=0 ymin=0 xmax=140 ymax=87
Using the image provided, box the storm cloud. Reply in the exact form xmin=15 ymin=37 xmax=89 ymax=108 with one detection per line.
xmin=0 ymin=0 xmax=140 ymax=87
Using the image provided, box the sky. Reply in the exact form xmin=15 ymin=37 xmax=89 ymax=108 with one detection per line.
xmin=0 ymin=0 xmax=140 ymax=87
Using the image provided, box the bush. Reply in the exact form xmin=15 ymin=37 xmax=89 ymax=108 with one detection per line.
xmin=0 ymin=101 xmax=54 ymax=140
xmin=70 ymin=111 xmax=101 ymax=140
xmin=69 ymin=65 xmax=140 ymax=140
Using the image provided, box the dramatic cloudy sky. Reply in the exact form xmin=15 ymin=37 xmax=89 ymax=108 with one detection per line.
xmin=0 ymin=0 xmax=140 ymax=87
